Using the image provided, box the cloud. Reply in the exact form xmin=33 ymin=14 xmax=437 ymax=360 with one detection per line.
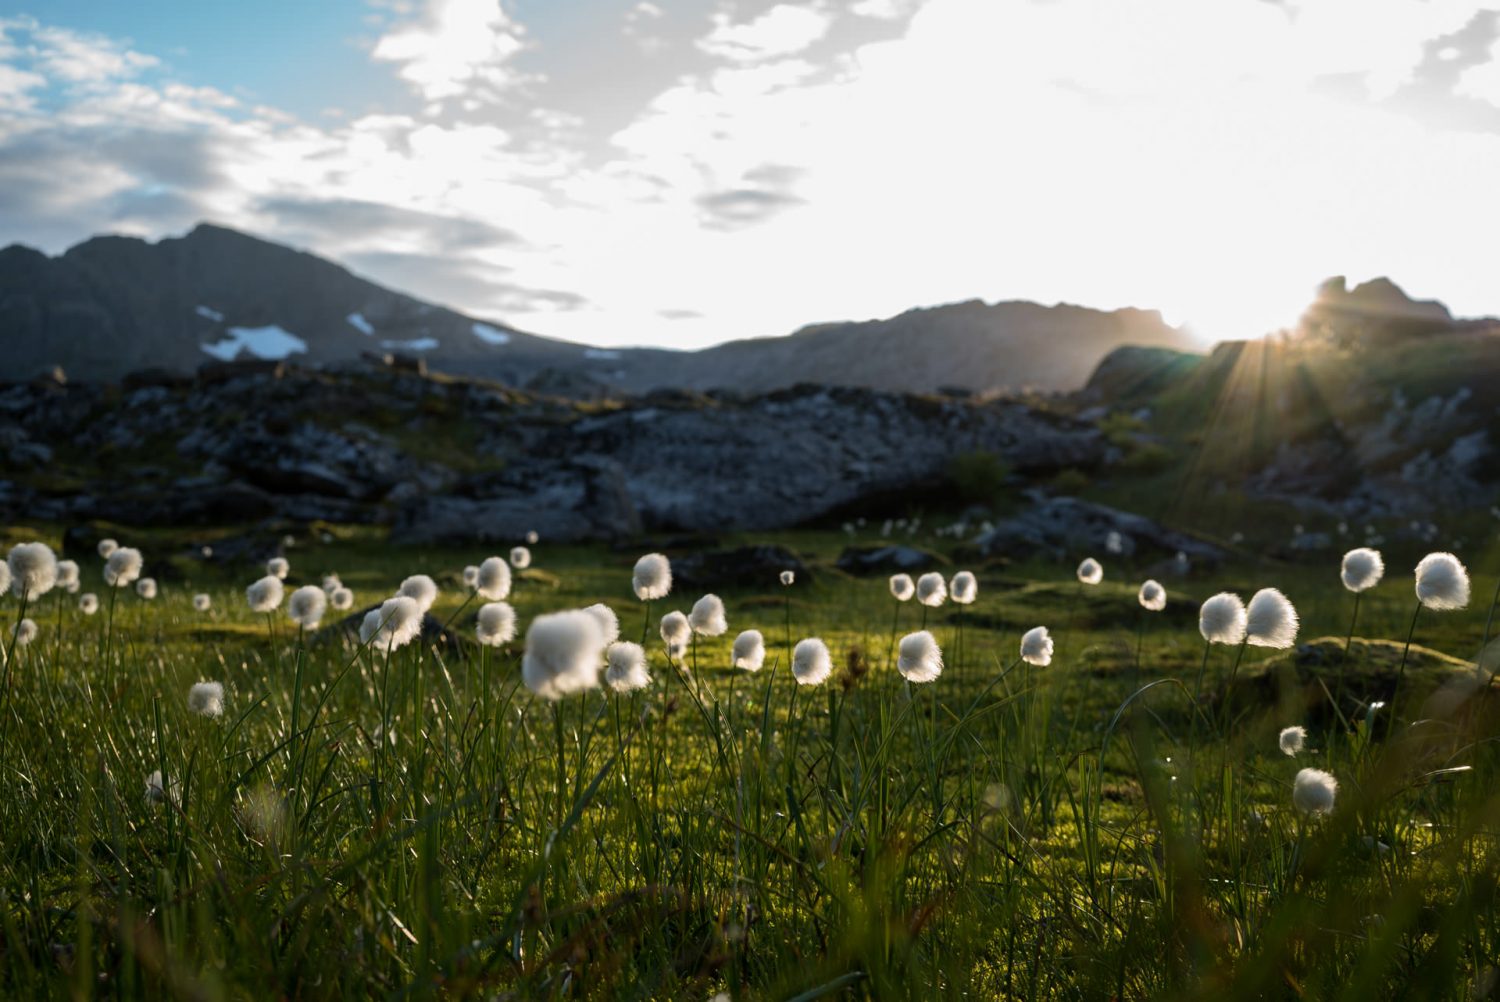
xmin=258 ymin=196 xmax=522 ymax=250
xmin=698 ymin=4 xmax=833 ymax=63
xmin=371 ymin=0 xmax=528 ymax=105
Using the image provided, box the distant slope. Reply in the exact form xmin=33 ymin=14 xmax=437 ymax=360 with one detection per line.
xmin=0 ymin=224 xmax=588 ymax=384
xmin=609 ymin=299 xmax=1190 ymax=395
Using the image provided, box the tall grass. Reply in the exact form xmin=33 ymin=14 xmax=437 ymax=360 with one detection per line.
xmin=0 ymin=534 xmax=1496 ymax=998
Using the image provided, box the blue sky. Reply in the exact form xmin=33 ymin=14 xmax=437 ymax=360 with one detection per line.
xmin=3 ymin=1 xmax=1500 ymax=349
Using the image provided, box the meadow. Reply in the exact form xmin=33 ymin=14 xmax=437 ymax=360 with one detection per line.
xmin=0 ymin=521 xmax=1498 ymax=1000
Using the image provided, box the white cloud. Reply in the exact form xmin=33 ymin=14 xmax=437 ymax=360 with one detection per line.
xmin=1456 ymin=35 xmax=1500 ymax=107
xmin=698 ymin=4 xmax=833 ymax=63
xmin=371 ymin=0 xmax=527 ymax=105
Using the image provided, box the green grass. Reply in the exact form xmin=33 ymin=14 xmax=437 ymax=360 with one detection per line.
xmin=1 ymin=528 xmax=1499 ymax=999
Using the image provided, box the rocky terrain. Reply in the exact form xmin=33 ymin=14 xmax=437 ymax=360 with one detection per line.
xmin=0 ymin=361 xmax=1105 ymax=544
xmin=1 ymin=223 xmax=1190 ymax=395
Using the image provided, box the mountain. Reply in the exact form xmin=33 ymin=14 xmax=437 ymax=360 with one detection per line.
xmin=2 ymin=222 xmax=1183 ymax=392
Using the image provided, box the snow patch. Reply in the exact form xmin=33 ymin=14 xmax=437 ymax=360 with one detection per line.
xmin=471 ymin=322 xmax=510 ymax=345
xmin=584 ymin=348 xmax=621 ymax=360
xmin=382 ymin=337 xmax=439 ymax=352
xmin=195 ymin=305 xmax=224 ymax=322
xmin=346 ymin=312 xmax=375 ymax=336
xmin=201 ymin=325 xmax=307 ymax=362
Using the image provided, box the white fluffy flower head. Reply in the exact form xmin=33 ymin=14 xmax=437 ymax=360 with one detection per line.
xmin=476 ymin=601 xmax=517 ymax=647
xmin=247 ymin=575 xmax=285 ymax=614
xmin=1138 ymin=579 xmax=1166 ymax=611
xmin=916 ymin=572 xmax=946 ymax=607
xmin=523 ymin=609 xmax=604 ymax=700
xmin=463 ymin=565 xmax=479 ymax=588
xmin=135 ymin=577 xmax=157 ymax=600
xmin=1077 ymin=558 xmax=1103 ymax=585
xmin=950 ymin=571 xmax=977 ymax=605
xmin=897 ymin=630 xmax=943 ymax=683
xmin=56 ymin=559 xmax=79 ymax=590
xmin=1415 ymin=552 xmax=1469 ymax=611
xmin=104 ymin=547 xmax=143 ymax=588
xmin=79 ymin=593 xmax=99 ymax=615
xmin=1279 ymin=725 xmax=1306 ymax=757
xmin=193 ymin=593 xmax=212 ymax=612
xmin=605 ymin=641 xmax=652 ymax=692
xmin=476 ymin=556 xmax=512 ymax=601
xmin=792 ymin=638 xmax=833 ymax=686
xmin=97 ymin=538 xmax=118 ymax=559
xmin=8 ymin=542 xmax=58 ymax=599
xmin=633 ymin=553 xmax=672 ymax=601
xmin=732 ymin=629 xmax=766 ymax=671
xmin=1021 ymin=626 xmax=1053 ymax=667
xmin=889 ymin=573 xmax=915 ymax=602
xmin=267 ymin=557 xmax=289 ymax=580
xmin=1292 ymin=767 xmax=1338 ymax=815
xmin=397 ymin=574 xmax=438 ymax=614
xmin=660 ymin=610 xmax=690 ymax=658
xmin=12 ymin=618 xmax=37 ymax=646
xmin=1340 ymin=548 xmax=1384 ymax=593
xmin=331 ymin=586 xmax=354 ymax=610
xmin=188 ymin=681 xmax=225 ymax=718
xmin=288 ymin=585 xmax=327 ymax=628
xmin=359 ymin=596 xmax=422 ymax=653
xmin=1199 ymin=592 xmax=1247 ymax=645
xmin=510 ymin=546 xmax=531 ymax=570
xmin=780 ymin=570 xmax=795 ymax=586
xmin=1246 ymin=588 xmax=1298 ymax=648
xmin=322 ymin=574 xmax=342 ymax=594
xmin=688 ymin=593 xmax=728 ymax=636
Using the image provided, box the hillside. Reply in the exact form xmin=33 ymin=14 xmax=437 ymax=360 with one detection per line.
xmin=1 ymin=223 xmax=1189 ymax=394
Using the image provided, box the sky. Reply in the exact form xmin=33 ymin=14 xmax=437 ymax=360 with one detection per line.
xmin=2 ymin=0 xmax=1500 ymax=350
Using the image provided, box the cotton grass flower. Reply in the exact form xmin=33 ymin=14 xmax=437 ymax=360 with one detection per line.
xmin=780 ymin=570 xmax=795 ymax=586
xmin=510 ymin=546 xmax=531 ymax=570
xmin=1415 ymin=552 xmax=1470 ymax=610
xmin=632 ymin=553 xmax=672 ymax=601
xmin=1246 ymin=588 xmax=1298 ymax=648
xmin=1105 ymin=530 xmax=1124 ymax=555
xmin=476 ymin=556 xmax=512 ymax=601
xmin=56 ymin=559 xmax=79 ymax=593
xmin=104 ymin=547 xmax=143 ymax=588
xmin=605 ymin=641 xmax=652 ymax=692
xmin=897 ymin=630 xmax=943 ymax=683
xmin=1138 ymin=580 xmax=1167 ymax=611
xmin=0 ymin=562 xmax=8 ymax=596
xmin=1199 ymin=593 xmax=1247 ymax=645
xmin=463 ymin=565 xmax=479 ymax=588
xmin=732 ymin=629 xmax=766 ymax=671
xmin=330 ymin=587 xmax=354 ymax=611
xmin=916 ymin=572 xmax=946 ymax=607
xmin=660 ymin=611 xmax=690 ymax=659
xmin=97 ymin=538 xmax=118 ymax=559
xmin=1341 ymin=548 xmax=1384 ymax=593
xmin=144 ymin=770 xmax=170 ymax=806
xmin=890 ymin=574 xmax=915 ymax=602
xmin=525 ymin=530 xmax=539 ymax=545
xmin=688 ymin=594 xmax=728 ymax=636
xmin=8 ymin=542 xmax=58 ymax=599
xmin=78 ymin=593 xmax=98 ymax=615
xmin=1021 ymin=626 xmax=1053 ymax=667
xmin=1279 ymin=725 xmax=1307 ymax=757
xmin=359 ymin=596 xmax=423 ymax=653
xmin=584 ymin=603 xmax=621 ymax=645
xmin=522 ymin=609 xmax=604 ymax=699
xmin=12 ymin=618 xmax=37 ymax=647
xmin=193 ymin=593 xmax=212 ymax=612
xmin=267 ymin=557 xmax=289 ymax=580
xmin=135 ymin=577 xmax=157 ymax=600
xmin=1076 ymin=558 xmax=1103 ymax=585
xmin=1292 ymin=768 xmax=1338 ymax=815
xmin=397 ymin=574 xmax=438 ymax=614
xmin=950 ymin=571 xmax=977 ymax=605
xmin=187 ymin=681 xmax=225 ymax=718
xmin=476 ymin=602 xmax=517 ymax=646
xmin=322 ymin=574 xmax=342 ymax=594
xmin=792 ymin=638 xmax=833 ymax=686
xmin=246 ymin=575 xmax=285 ymax=614
xmin=288 ymin=585 xmax=327 ymax=629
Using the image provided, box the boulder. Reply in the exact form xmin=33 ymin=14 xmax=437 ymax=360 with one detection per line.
xmin=971 ymin=493 xmax=1225 ymax=564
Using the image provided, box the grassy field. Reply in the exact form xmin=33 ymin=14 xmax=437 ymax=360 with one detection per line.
xmin=0 ymin=522 xmax=1498 ymax=999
